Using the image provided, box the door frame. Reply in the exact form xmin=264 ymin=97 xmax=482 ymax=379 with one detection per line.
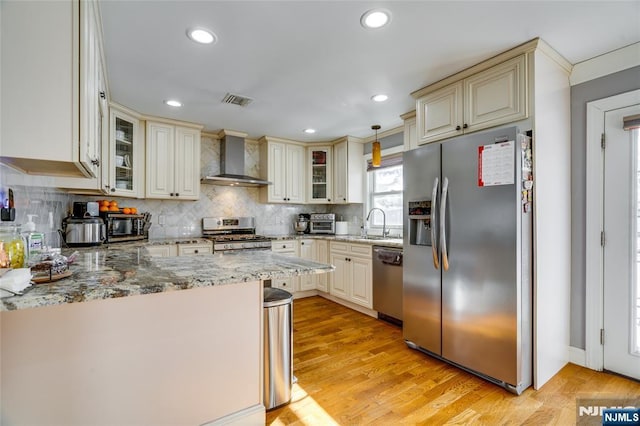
xmin=585 ymin=89 xmax=640 ymax=370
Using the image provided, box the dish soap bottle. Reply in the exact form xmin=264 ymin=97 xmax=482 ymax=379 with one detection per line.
xmin=23 ymin=214 xmax=44 ymax=260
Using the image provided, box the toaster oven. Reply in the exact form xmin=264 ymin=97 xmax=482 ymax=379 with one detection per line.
xmin=101 ymin=212 xmax=147 ymax=243
xmin=309 ymin=213 xmax=336 ymax=234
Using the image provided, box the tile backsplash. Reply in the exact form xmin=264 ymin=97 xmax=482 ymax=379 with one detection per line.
xmin=0 ymin=135 xmax=365 ymax=241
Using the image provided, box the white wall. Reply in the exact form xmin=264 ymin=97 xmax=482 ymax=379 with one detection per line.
xmin=569 ymin=43 xmax=640 ymax=351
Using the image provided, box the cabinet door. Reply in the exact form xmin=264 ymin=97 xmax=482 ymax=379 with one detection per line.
xmin=350 ymin=257 xmax=373 ymax=309
xmin=109 ymin=109 xmax=140 ymax=197
xmin=146 ymin=122 xmax=175 ymax=198
xmin=403 ymin=116 xmax=418 ymax=152
xmin=333 ymin=140 xmax=363 ymax=204
xmin=416 ymin=82 xmax=463 ymax=145
xmin=267 ymin=142 xmax=288 ymax=203
xmin=286 ymin=144 xmax=306 ymax=203
xmin=146 ymin=245 xmax=177 ymax=257
xmin=333 ymin=142 xmax=348 ymax=203
xmin=329 ymin=253 xmax=349 ymax=299
xmin=174 ymin=126 xmax=200 ymax=200
xmin=79 ymin=0 xmax=103 ymax=178
xmin=315 ymin=240 xmax=329 ymax=292
xmin=307 ymin=146 xmax=332 ymax=203
xmin=299 ymin=239 xmax=316 ymax=291
xmin=464 ymin=55 xmax=527 ymax=132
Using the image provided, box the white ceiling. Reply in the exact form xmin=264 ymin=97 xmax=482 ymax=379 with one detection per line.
xmin=99 ymin=1 xmax=640 ymax=142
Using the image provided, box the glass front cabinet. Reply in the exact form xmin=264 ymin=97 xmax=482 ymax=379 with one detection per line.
xmin=307 ymin=146 xmax=333 ymax=203
xmin=108 ymin=105 xmax=143 ymax=197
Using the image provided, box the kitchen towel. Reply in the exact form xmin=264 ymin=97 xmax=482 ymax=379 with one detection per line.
xmin=0 ymin=268 xmax=32 ymax=296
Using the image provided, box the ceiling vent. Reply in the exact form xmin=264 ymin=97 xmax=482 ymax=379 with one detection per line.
xmin=222 ymin=93 xmax=253 ymax=107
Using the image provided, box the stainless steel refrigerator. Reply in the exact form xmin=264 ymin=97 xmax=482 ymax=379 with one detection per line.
xmin=402 ymin=126 xmax=533 ymax=395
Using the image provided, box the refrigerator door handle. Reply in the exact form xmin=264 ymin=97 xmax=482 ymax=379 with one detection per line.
xmin=440 ymin=177 xmax=450 ymax=271
xmin=431 ymin=177 xmax=440 ymax=270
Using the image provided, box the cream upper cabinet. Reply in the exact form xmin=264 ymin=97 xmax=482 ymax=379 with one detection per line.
xmin=332 ymin=138 xmax=364 ymax=204
xmin=402 ymin=111 xmax=418 ymax=152
xmin=146 ymin=120 xmax=201 ymax=200
xmin=260 ymin=138 xmax=306 ymax=204
xmin=416 ymin=82 xmax=464 ymax=144
xmin=415 ymin=54 xmax=528 ymax=145
xmin=107 ymin=105 xmax=144 ymax=198
xmin=0 ymin=0 xmax=106 ymax=178
xmin=307 ymin=146 xmax=333 ymax=204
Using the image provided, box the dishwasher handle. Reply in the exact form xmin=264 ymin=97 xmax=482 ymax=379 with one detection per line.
xmin=373 ymin=247 xmax=403 ymax=266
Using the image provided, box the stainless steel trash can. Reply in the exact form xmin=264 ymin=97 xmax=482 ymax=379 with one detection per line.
xmin=263 ymin=287 xmax=293 ymax=411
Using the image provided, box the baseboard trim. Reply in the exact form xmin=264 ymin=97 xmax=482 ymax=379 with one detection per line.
xmin=318 ymin=293 xmax=378 ymax=318
xmin=569 ymin=346 xmax=587 ymax=367
xmin=204 ymin=403 xmax=265 ymax=425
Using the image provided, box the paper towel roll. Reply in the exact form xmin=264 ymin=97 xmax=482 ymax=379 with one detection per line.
xmin=335 ymin=221 xmax=348 ymax=235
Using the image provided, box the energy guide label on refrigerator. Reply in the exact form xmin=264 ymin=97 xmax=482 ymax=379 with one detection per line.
xmin=477 ymin=141 xmax=514 ymax=187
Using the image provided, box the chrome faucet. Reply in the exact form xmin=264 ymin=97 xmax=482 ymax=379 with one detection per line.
xmin=366 ymin=208 xmax=388 ymax=238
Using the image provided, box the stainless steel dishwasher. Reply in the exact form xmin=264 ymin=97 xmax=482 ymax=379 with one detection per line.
xmin=372 ymin=246 xmax=403 ymax=325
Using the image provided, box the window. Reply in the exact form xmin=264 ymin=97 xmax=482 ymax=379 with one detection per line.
xmin=367 ymin=153 xmax=403 ymax=231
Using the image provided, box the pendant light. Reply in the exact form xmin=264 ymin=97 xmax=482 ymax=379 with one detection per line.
xmin=371 ymin=125 xmax=381 ymax=168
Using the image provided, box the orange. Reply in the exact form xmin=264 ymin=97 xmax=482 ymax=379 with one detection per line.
xmin=109 ymin=206 xmax=119 ymax=212
xmin=99 ymin=205 xmax=109 ymax=212
xmin=99 ymin=200 xmax=109 ymax=207
xmin=122 ymin=208 xmax=131 ymax=215
xmin=130 ymin=208 xmax=137 ymax=214
xmin=109 ymin=200 xmax=118 ymax=207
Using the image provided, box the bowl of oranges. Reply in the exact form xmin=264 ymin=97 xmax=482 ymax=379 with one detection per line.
xmin=98 ymin=200 xmax=137 ymax=215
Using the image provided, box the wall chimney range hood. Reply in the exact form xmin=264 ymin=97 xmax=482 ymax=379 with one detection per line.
xmin=201 ymin=132 xmax=271 ymax=187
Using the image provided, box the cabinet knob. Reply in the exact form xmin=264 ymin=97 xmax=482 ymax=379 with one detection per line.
xmin=99 ymin=91 xmax=106 ymax=99
xmin=328 ymin=198 xmax=331 ymax=202
xmin=194 ymin=249 xmax=199 ymax=254
xmin=463 ymin=123 xmax=468 ymax=129
xmin=110 ymin=188 xmax=116 ymax=193
xmin=91 ymin=158 xmax=100 ymax=166
xmin=176 ymin=193 xmax=180 ymax=197
xmin=170 ymin=193 xmax=175 ymax=197
xmin=343 ymin=198 xmax=346 ymax=201
xmin=456 ymin=125 xmax=461 ymax=131
xmin=282 ymin=245 xmax=286 ymax=249
xmin=301 ymin=242 xmax=304 ymax=245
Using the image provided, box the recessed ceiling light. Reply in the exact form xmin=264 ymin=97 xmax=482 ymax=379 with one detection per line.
xmin=360 ymin=9 xmax=391 ymax=29
xmin=186 ymin=27 xmax=217 ymax=44
xmin=165 ymin=100 xmax=182 ymax=107
xmin=371 ymin=94 xmax=388 ymax=102
xmin=304 ymin=128 xmax=316 ymax=134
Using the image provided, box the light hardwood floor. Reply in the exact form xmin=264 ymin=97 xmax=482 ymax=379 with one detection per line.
xmin=266 ymin=296 xmax=640 ymax=425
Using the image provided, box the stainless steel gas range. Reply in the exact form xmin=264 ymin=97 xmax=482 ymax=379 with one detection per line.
xmin=202 ymin=217 xmax=272 ymax=252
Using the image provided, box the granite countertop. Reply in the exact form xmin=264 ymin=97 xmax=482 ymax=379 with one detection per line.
xmin=268 ymin=234 xmax=403 ymax=249
xmin=0 ymin=247 xmax=333 ymax=312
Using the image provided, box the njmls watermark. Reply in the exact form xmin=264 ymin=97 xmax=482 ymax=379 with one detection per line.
xmin=577 ymin=398 xmax=640 ymax=425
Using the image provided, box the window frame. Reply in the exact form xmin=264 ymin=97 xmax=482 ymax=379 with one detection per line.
xmin=363 ymin=146 xmax=404 ymax=235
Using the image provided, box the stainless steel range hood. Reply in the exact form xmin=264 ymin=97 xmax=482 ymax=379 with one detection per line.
xmin=201 ymin=133 xmax=271 ymax=187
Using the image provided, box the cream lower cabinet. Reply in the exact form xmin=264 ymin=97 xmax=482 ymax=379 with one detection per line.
xmin=271 ymin=240 xmax=299 ymax=293
xmin=415 ymin=54 xmax=527 ymax=145
xmin=329 ymin=242 xmax=373 ymax=309
xmin=315 ymin=240 xmax=329 ymax=292
xmin=146 ymin=121 xmax=201 ymax=200
xmin=146 ymin=241 xmax=212 ymax=257
xmin=298 ymin=239 xmax=317 ymax=291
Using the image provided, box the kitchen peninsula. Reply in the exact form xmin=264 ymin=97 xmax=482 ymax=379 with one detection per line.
xmin=0 ymin=246 xmax=333 ymax=425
